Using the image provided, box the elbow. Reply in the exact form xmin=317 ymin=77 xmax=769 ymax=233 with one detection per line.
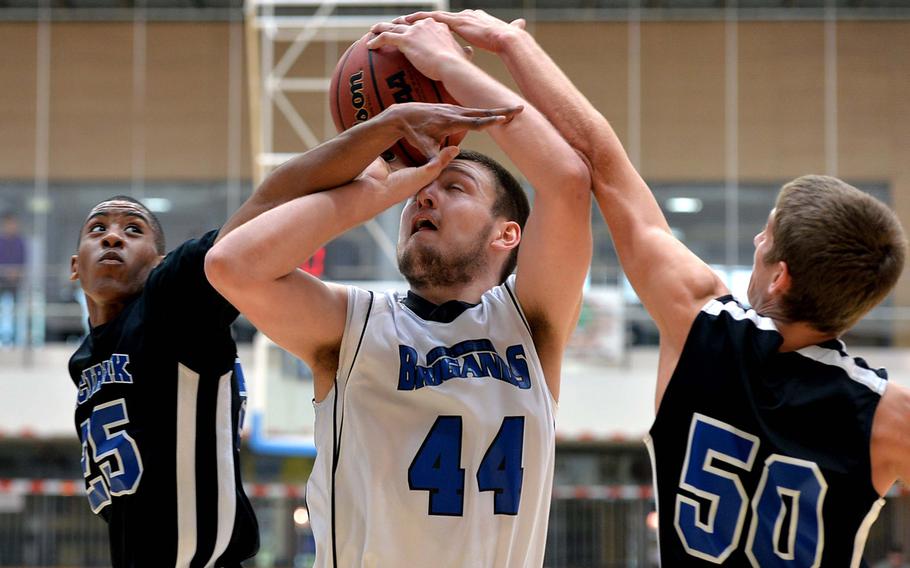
xmin=564 ymin=156 xmax=593 ymax=202
xmin=204 ymin=246 xmax=243 ymax=296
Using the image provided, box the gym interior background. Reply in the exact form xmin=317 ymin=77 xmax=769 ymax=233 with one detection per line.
xmin=0 ymin=0 xmax=908 ymax=566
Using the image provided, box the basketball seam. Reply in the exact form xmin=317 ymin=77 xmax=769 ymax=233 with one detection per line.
xmin=332 ymin=42 xmax=357 ymax=132
xmin=394 ymin=141 xmax=420 ymax=167
xmin=367 ymin=47 xmax=421 ymax=166
xmin=367 ymin=47 xmax=387 ymax=112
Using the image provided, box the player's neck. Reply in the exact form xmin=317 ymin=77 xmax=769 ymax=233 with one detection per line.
xmin=409 ymin=276 xmax=500 ymax=306
xmin=774 ymin=319 xmax=838 ymax=352
xmin=85 ymin=295 xmax=130 ymax=328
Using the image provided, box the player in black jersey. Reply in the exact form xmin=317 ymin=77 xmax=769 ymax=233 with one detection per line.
xmin=69 ymin=198 xmax=259 ymax=567
xmin=67 ymin=102 xmax=512 ymax=568
xmin=400 ymin=9 xmax=910 ymax=567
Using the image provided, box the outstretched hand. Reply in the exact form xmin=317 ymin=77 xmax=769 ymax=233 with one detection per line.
xmin=385 ymin=102 xmax=522 ymax=160
xmin=388 ymin=146 xmax=461 ymax=195
xmin=396 ymin=10 xmax=527 ymax=54
xmin=368 ymin=18 xmax=467 ymax=81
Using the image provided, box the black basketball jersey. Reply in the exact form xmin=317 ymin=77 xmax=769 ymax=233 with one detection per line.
xmin=69 ymin=230 xmax=259 ymax=568
xmin=648 ymin=296 xmax=887 ymax=567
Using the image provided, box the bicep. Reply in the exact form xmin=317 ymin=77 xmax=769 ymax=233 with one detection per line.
xmin=873 ymin=382 xmax=910 ymax=490
xmin=220 ymin=270 xmax=348 ymax=368
xmin=514 ymin=182 xmax=593 ymax=343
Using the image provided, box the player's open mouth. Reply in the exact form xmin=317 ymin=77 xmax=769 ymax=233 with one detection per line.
xmin=411 ymin=217 xmax=438 ymax=235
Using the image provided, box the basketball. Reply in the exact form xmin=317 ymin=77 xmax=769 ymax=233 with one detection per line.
xmin=329 ymin=34 xmax=466 ymax=166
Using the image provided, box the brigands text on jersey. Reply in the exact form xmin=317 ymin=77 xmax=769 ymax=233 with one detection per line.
xmin=398 ymin=339 xmax=531 ymax=391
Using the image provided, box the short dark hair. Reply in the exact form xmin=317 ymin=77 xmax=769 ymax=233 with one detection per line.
xmin=79 ymin=195 xmax=166 ymax=255
xmin=455 ymin=150 xmax=530 ymax=283
xmin=766 ymin=175 xmax=906 ymax=334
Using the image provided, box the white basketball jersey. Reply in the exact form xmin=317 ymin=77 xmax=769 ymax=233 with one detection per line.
xmin=306 ymin=275 xmax=557 ymax=567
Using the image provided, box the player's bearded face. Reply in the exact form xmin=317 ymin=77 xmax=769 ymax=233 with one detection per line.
xmin=398 ymin=161 xmax=501 ymax=289
xmin=398 ymin=219 xmax=494 ymax=289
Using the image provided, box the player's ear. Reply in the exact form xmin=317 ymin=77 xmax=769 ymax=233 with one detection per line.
xmin=769 ymin=260 xmax=791 ymax=296
xmin=491 ymin=220 xmax=520 ymax=253
xmin=70 ymin=254 xmax=79 ymax=282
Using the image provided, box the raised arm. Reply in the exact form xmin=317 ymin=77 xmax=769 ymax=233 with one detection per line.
xmin=871 ymin=381 xmax=910 ymax=495
xmin=405 ymin=11 xmax=728 ymax=400
xmin=216 ymin=100 xmax=513 ymax=243
xmin=206 ymin=103 xmax=514 ymax=399
xmin=369 ymin=20 xmax=593 ymax=398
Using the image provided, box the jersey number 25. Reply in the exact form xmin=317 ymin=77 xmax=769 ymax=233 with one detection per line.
xmin=80 ymin=398 xmax=144 ymax=513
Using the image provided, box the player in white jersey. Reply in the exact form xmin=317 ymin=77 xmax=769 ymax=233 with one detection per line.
xmin=205 ymin=22 xmax=593 ymax=568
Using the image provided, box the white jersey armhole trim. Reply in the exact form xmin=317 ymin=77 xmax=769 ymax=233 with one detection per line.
xmin=701 ymin=297 xmax=778 ymax=332
xmin=503 ymin=275 xmax=558 ymax=409
xmin=795 ymin=345 xmax=888 ymax=396
xmin=328 ymin=286 xmax=372 ymax=397
xmin=850 ymin=497 xmax=885 ymax=568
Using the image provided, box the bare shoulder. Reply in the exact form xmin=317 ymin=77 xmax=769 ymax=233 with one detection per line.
xmin=871 ymin=381 xmax=910 ymax=495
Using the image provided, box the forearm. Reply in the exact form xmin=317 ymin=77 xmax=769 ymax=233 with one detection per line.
xmin=496 ymin=30 xmax=673 ymax=241
xmin=208 ymin=147 xmax=456 ymax=288
xmin=436 ymin=55 xmax=589 ymax=195
xmin=211 ymin=178 xmax=405 ymax=285
xmin=218 ymin=110 xmax=405 ymax=242
xmin=496 ymin=30 xmax=629 ymax=185
xmin=259 ymin=113 xmax=403 ymax=199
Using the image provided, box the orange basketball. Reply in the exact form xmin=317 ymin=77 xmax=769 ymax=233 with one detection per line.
xmin=329 ymin=34 xmax=466 ymax=166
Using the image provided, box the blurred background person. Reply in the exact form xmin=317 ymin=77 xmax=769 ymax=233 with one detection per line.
xmin=876 ymin=543 xmax=910 ymax=568
xmin=0 ymin=212 xmax=26 ymax=347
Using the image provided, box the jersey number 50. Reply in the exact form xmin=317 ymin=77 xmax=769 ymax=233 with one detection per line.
xmin=674 ymin=413 xmax=827 ymax=567
xmin=408 ymin=416 xmax=525 ymax=516
xmin=80 ymin=398 xmax=145 ymax=513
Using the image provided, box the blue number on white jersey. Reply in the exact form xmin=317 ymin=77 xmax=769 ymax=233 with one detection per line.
xmin=410 ymin=416 xmax=527 ymax=517
xmin=408 ymin=416 xmax=465 ymax=516
xmin=477 ymin=417 xmax=525 ymax=515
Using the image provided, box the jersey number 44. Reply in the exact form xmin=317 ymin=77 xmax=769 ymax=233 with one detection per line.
xmin=408 ymin=415 xmax=525 ymax=517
